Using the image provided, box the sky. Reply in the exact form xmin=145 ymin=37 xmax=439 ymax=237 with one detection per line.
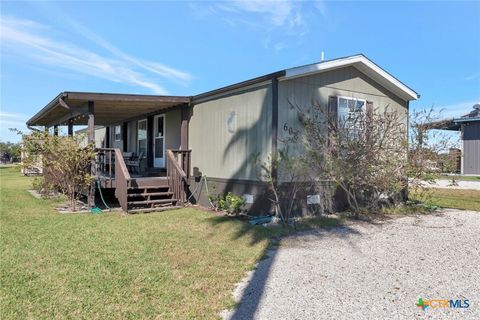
xmin=1 ymin=0 xmax=479 ymax=142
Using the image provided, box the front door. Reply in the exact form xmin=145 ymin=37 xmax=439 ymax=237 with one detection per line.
xmin=153 ymin=114 xmax=165 ymax=168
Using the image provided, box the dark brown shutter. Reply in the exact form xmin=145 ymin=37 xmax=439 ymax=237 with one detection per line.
xmin=327 ymin=96 xmax=338 ymax=145
xmin=366 ymin=101 xmax=373 ymax=120
xmin=365 ymin=101 xmax=374 ymax=139
xmin=328 ymin=96 xmax=338 ymax=127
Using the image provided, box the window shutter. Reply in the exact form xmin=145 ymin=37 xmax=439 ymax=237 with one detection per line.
xmin=327 ymin=96 xmax=338 ymax=145
xmin=328 ymin=96 xmax=338 ymax=127
xmin=366 ymin=101 xmax=373 ymax=119
xmin=366 ymin=101 xmax=374 ymax=139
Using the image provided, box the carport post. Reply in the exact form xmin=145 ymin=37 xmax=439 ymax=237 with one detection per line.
xmin=68 ymin=119 xmax=74 ymax=136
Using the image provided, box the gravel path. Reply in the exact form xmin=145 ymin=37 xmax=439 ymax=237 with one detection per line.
xmin=222 ymin=209 xmax=480 ymax=320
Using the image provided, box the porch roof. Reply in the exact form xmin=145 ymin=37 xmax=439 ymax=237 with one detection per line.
xmin=27 ymin=92 xmax=191 ymax=127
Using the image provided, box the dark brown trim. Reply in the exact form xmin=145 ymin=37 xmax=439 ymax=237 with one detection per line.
xmin=87 ymin=101 xmax=95 ymax=143
xmin=65 ymin=92 xmax=190 ymax=103
xmin=105 ymin=126 xmax=110 ymax=148
xmin=105 ymin=104 xmax=186 ymax=128
xmin=122 ymin=122 xmax=128 ymax=152
xmin=193 ymin=71 xmax=286 ymax=103
xmin=147 ymin=115 xmax=154 ymax=167
xmin=271 ymin=77 xmax=279 ymax=182
xmin=53 ymin=125 xmax=59 ymax=136
xmin=26 ymin=91 xmax=190 ymax=126
xmin=189 ymin=176 xmax=267 ymax=186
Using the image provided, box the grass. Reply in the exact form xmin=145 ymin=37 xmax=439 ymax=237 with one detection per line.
xmin=0 ymin=166 xmax=342 ymax=319
xmin=410 ymin=188 xmax=480 ymax=211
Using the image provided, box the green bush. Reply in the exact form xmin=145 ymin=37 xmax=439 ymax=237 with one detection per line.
xmin=209 ymin=192 xmax=246 ymax=215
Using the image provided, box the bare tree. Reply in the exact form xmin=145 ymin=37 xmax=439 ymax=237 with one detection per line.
xmin=289 ymin=101 xmax=408 ymax=215
xmin=254 ymin=148 xmax=312 ymax=224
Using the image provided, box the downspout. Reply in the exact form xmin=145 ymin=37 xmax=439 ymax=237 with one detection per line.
xmin=271 ymin=76 xmax=279 ymax=183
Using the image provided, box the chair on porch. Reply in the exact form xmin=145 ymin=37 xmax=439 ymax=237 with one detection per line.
xmin=125 ymin=152 xmax=145 ymax=174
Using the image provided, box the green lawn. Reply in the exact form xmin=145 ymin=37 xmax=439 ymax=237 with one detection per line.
xmin=410 ymin=188 xmax=480 ymax=211
xmin=0 ymin=166 xmax=295 ymax=319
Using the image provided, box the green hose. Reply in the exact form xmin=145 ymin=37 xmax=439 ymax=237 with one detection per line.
xmin=90 ymin=180 xmax=110 ymax=214
xmin=97 ymin=180 xmax=110 ymax=210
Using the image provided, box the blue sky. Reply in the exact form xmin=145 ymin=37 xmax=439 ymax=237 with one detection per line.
xmin=1 ymin=1 xmax=479 ymax=142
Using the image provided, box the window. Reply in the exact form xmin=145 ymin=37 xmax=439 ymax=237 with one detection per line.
xmin=137 ymin=120 xmax=147 ymax=155
xmin=114 ymin=125 xmax=121 ymax=141
xmin=337 ymin=97 xmax=366 ymax=138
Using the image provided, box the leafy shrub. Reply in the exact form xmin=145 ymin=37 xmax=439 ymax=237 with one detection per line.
xmin=209 ymin=192 xmax=246 ymax=215
xmin=32 ymin=176 xmax=50 ymax=195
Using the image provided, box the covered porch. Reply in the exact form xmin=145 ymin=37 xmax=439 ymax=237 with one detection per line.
xmin=26 ymin=92 xmax=193 ymax=213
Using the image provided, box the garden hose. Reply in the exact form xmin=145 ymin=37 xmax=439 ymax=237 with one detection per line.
xmin=90 ymin=180 xmax=111 ymax=213
xmin=185 ymin=175 xmax=215 ymax=208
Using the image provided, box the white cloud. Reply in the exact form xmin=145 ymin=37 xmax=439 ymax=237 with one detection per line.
xmin=0 ymin=15 xmax=192 ymax=94
xmin=50 ymin=15 xmax=193 ymax=83
xmin=193 ymin=0 xmax=327 ymax=52
xmin=0 ymin=111 xmax=28 ymax=142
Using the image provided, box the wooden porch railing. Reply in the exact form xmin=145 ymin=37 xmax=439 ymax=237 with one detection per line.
xmin=96 ymin=148 xmax=131 ymax=211
xmin=167 ymin=149 xmax=191 ymax=204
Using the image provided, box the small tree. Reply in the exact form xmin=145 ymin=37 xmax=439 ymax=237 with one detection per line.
xmin=21 ymin=131 xmax=95 ymax=211
xmin=0 ymin=141 xmax=21 ymax=163
xmin=254 ymin=148 xmax=312 ymax=224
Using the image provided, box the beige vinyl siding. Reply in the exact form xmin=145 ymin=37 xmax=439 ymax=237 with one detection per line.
xmin=189 ymin=83 xmax=273 ymax=180
xmin=278 ymin=66 xmax=408 ymax=147
xmin=165 ymin=108 xmax=182 ymax=150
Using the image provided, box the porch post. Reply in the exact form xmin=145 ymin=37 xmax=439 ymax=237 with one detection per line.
xmin=88 ymin=101 xmax=95 ymax=144
xmin=147 ymin=116 xmax=154 ymax=168
xmin=122 ymin=122 xmax=128 ymax=152
xmin=105 ymin=126 xmax=110 ymax=148
xmin=68 ymin=119 xmax=74 ymax=136
xmin=88 ymin=100 xmax=96 ymax=208
xmin=53 ymin=125 xmax=59 ymax=136
xmin=180 ymin=104 xmax=190 ymax=150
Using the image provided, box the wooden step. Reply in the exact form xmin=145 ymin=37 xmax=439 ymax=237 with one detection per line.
xmin=127 ymin=199 xmax=177 ymax=205
xmin=129 ymin=177 xmax=168 ymax=188
xmin=127 ymin=191 xmax=173 ymax=197
xmin=128 ymin=185 xmax=170 ymax=190
xmin=128 ymin=206 xmax=182 ymax=214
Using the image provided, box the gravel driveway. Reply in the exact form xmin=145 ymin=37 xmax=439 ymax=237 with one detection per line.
xmin=222 ymin=209 xmax=480 ymax=320
xmin=421 ymin=179 xmax=480 ymax=190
